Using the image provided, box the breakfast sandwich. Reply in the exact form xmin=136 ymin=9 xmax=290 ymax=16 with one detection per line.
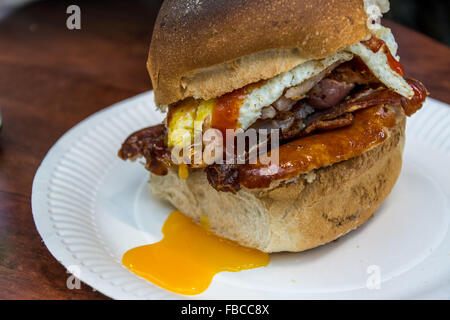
xmin=119 ymin=0 xmax=428 ymax=252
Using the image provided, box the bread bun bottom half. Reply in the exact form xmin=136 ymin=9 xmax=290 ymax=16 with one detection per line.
xmin=149 ymin=106 xmax=406 ymax=253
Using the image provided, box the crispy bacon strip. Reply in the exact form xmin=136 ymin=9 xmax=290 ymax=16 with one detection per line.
xmin=205 ymin=164 xmax=240 ymax=193
xmin=118 ymin=124 xmax=170 ymax=176
xmin=205 ymin=79 xmax=428 ymax=192
xmin=303 ymin=113 xmax=354 ymax=135
xmin=306 ymin=78 xmax=427 ymax=124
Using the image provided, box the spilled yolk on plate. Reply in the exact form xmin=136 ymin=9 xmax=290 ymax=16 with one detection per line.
xmin=122 ymin=211 xmax=270 ymax=295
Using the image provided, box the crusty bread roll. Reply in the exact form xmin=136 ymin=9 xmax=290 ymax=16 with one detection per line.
xmin=149 ymin=0 xmax=369 ymax=106
xmin=149 ymin=105 xmax=406 ymax=253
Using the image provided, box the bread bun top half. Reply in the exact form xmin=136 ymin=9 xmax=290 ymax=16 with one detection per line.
xmin=148 ymin=0 xmax=370 ymax=107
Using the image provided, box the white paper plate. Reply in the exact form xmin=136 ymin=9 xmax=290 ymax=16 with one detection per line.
xmin=32 ymin=92 xmax=450 ymax=299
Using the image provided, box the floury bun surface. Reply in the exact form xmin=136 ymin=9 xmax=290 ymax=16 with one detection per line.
xmin=149 ymin=0 xmax=370 ymax=106
xmin=149 ymin=0 xmax=406 ymax=109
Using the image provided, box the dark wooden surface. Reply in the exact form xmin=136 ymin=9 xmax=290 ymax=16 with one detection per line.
xmin=0 ymin=0 xmax=449 ymax=300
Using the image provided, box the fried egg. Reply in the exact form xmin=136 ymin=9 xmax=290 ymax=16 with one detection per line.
xmin=346 ymin=41 xmax=414 ymax=99
xmin=167 ymin=28 xmax=413 ymax=150
xmin=237 ymin=52 xmax=354 ymax=130
xmin=167 ymin=52 xmax=353 ymax=149
xmin=373 ymin=25 xmax=398 ymax=57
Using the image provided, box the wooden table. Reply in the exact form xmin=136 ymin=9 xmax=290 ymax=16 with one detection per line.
xmin=0 ymin=0 xmax=449 ymax=299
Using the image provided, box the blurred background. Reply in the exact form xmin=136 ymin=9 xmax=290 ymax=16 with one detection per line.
xmin=0 ymin=0 xmax=449 ymax=46
xmin=385 ymin=0 xmax=450 ymax=46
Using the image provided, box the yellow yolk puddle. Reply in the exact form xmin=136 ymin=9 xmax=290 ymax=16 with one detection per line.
xmin=122 ymin=211 xmax=270 ymax=295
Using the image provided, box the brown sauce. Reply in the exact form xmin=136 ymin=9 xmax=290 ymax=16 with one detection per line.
xmin=211 ymin=87 xmax=248 ymax=136
xmin=211 ymin=81 xmax=266 ymax=136
xmin=239 ymin=105 xmax=397 ymax=189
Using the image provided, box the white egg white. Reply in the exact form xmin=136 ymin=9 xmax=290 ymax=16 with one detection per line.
xmin=346 ymin=41 xmax=413 ymax=99
xmin=238 ymin=52 xmax=354 ymax=130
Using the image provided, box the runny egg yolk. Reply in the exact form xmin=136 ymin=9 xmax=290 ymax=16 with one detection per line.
xmin=122 ymin=211 xmax=270 ymax=295
xmin=166 ymin=83 xmax=258 ymax=151
xmin=178 ymin=163 xmax=189 ymax=179
xmin=167 ymin=98 xmax=216 ymax=150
